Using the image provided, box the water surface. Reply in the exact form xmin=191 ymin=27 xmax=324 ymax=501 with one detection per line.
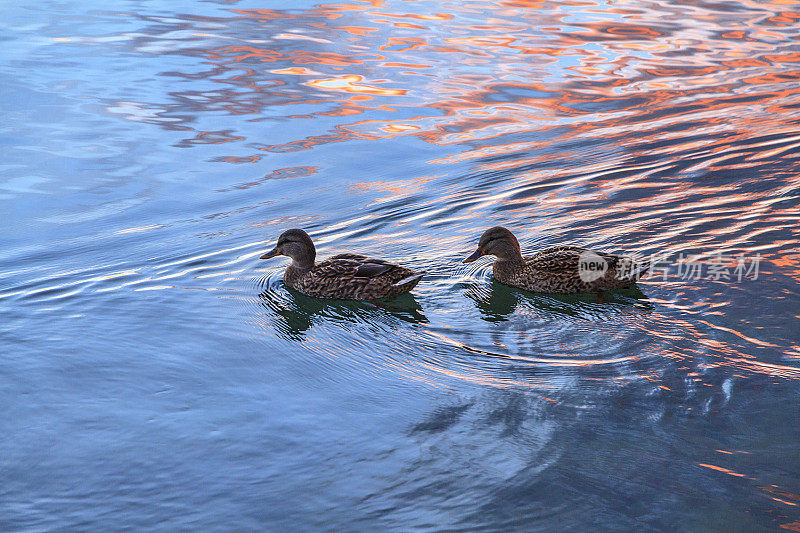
xmin=2 ymin=0 xmax=800 ymax=530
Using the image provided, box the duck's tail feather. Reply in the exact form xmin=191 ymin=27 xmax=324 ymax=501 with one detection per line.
xmin=393 ymin=272 xmax=425 ymax=287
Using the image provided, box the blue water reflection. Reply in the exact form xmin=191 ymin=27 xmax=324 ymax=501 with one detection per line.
xmin=2 ymin=0 xmax=800 ymax=529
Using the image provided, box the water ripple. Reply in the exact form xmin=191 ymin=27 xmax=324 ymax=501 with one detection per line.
xmin=3 ymin=0 xmax=800 ymax=527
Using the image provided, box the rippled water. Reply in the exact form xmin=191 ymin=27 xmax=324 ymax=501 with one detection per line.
xmin=3 ymin=0 xmax=800 ymax=529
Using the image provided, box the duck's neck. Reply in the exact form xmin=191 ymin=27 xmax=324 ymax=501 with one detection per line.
xmin=285 ymin=262 xmax=312 ymax=287
xmin=492 ymin=247 xmax=523 ymax=281
xmin=491 ymin=258 xmax=514 ymax=283
xmin=293 ymin=255 xmax=315 ymax=269
xmin=289 ymin=248 xmax=315 ymax=270
xmin=284 ymin=251 xmax=315 ymax=287
xmin=496 ymin=246 xmax=524 ymax=264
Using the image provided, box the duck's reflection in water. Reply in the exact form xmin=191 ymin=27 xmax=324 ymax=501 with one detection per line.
xmin=258 ymin=283 xmax=428 ymax=340
xmin=466 ymin=279 xmax=654 ymax=322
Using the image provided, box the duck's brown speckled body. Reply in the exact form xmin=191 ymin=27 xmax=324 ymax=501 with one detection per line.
xmin=464 ymin=227 xmax=649 ymax=294
xmin=261 ymin=229 xmax=423 ymax=300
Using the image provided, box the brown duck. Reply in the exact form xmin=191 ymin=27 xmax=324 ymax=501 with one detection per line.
xmin=260 ymin=229 xmax=424 ymax=300
xmin=463 ymin=226 xmax=649 ymax=294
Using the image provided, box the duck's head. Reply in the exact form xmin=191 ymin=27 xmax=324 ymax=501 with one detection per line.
xmin=463 ymin=226 xmax=522 ymax=263
xmin=261 ymin=228 xmax=316 ymax=266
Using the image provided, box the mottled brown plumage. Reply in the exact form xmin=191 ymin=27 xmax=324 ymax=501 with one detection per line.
xmin=463 ymin=226 xmax=649 ymax=294
xmin=261 ymin=229 xmax=423 ymax=300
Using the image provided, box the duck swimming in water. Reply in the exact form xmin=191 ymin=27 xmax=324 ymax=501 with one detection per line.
xmin=463 ymin=226 xmax=649 ymax=294
xmin=261 ymin=229 xmax=424 ymax=300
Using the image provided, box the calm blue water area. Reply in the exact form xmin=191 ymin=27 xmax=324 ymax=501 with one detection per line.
xmin=2 ymin=0 xmax=800 ymax=530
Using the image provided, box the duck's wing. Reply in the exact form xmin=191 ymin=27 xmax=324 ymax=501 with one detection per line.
xmin=526 ymin=246 xmax=652 ymax=291
xmin=527 ymin=245 xmax=605 ymax=269
xmin=525 ymin=246 xmax=624 ymax=276
xmin=328 ymin=253 xmax=369 ymax=261
xmin=300 ymin=255 xmax=421 ymax=299
xmin=326 ymin=254 xmax=396 ymax=278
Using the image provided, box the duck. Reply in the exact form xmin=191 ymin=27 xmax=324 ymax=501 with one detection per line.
xmin=463 ymin=226 xmax=649 ymax=294
xmin=260 ymin=228 xmax=424 ymax=300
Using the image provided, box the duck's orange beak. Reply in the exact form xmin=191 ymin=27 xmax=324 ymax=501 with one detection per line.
xmin=260 ymin=246 xmax=280 ymax=259
xmin=463 ymin=248 xmax=483 ymax=263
